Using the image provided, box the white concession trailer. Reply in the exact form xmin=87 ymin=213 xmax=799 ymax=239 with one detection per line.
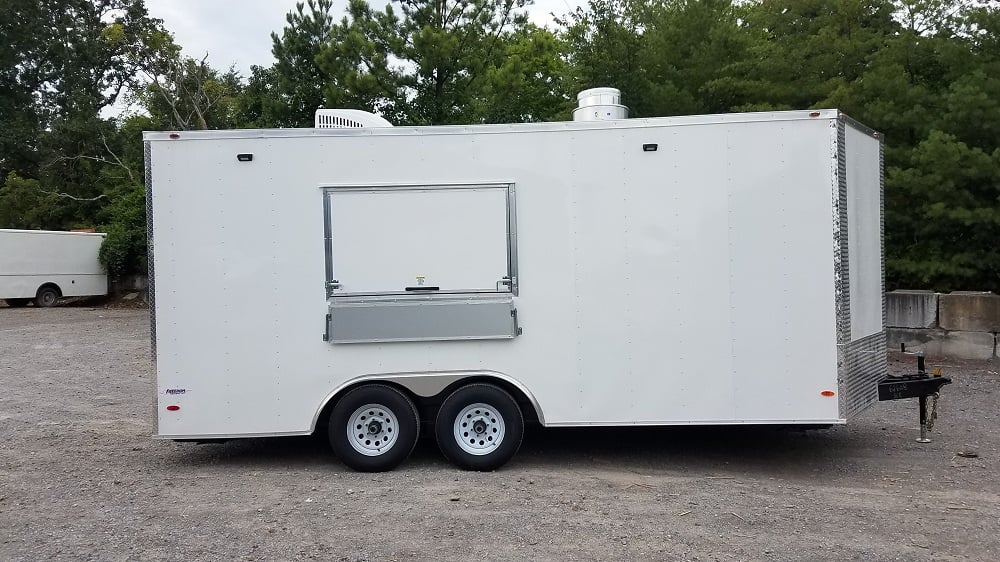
xmin=0 ymin=229 xmax=108 ymax=307
xmin=146 ymin=104 xmax=939 ymax=471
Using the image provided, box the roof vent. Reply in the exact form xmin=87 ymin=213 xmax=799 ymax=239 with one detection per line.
xmin=572 ymin=87 xmax=629 ymax=122
xmin=315 ymin=109 xmax=393 ymax=128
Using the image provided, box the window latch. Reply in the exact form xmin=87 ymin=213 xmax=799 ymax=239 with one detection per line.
xmin=326 ymin=280 xmax=341 ymax=295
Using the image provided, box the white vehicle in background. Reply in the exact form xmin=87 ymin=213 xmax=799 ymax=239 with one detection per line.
xmin=0 ymin=229 xmax=109 ymax=307
xmin=145 ymin=89 xmax=949 ymax=472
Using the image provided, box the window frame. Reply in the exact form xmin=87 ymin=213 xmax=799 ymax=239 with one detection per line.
xmin=321 ymin=182 xmax=519 ymax=298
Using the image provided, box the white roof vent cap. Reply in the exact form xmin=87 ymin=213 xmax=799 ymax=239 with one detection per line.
xmin=573 ymin=87 xmax=629 ymax=122
xmin=315 ymin=109 xmax=393 ymax=128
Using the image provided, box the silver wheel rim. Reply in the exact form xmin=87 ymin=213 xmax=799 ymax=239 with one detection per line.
xmin=40 ymin=292 xmax=56 ymax=306
xmin=347 ymin=403 xmax=399 ymax=456
xmin=453 ymin=402 xmax=505 ymax=455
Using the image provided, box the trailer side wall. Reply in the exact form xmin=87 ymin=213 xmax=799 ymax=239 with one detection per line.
xmin=149 ymin=114 xmax=851 ymax=437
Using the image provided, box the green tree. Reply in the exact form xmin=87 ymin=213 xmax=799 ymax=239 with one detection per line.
xmin=316 ymin=0 xmax=406 ymax=119
xmin=98 ymin=180 xmax=148 ymax=277
xmin=473 ymin=25 xmax=573 ymax=122
xmin=307 ymin=0 xmax=568 ymax=124
xmin=237 ymin=65 xmax=294 ymax=128
xmin=558 ymin=0 xmax=648 ymax=114
xmin=398 ymin=0 xmax=536 ymax=124
xmin=82 ymin=112 xmax=151 ymax=278
xmin=721 ymin=0 xmax=900 ymax=112
xmin=0 ymin=0 xmax=170 ymax=234
xmin=272 ymin=0 xmax=338 ymax=126
xmin=137 ymin=55 xmax=245 ymax=130
xmin=0 ymin=0 xmax=46 ymax=180
xmin=887 ymin=131 xmax=1000 ymax=290
xmin=0 ymin=173 xmax=62 ymax=230
xmin=640 ymin=0 xmax=751 ymax=116
xmin=2 ymin=0 xmax=162 ymax=180
xmin=559 ymin=0 xmax=750 ymax=117
xmin=874 ymin=1 xmax=1000 ymax=290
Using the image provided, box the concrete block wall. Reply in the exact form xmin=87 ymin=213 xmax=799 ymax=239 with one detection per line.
xmin=939 ymin=292 xmax=1000 ymax=332
xmin=886 ymin=290 xmax=938 ymax=328
xmin=887 ymin=290 xmax=1000 ymax=360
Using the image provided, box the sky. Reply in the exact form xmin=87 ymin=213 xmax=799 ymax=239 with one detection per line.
xmin=144 ymin=0 xmax=585 ymax=78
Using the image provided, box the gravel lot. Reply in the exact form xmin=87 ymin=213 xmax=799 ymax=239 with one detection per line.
xmin=1 ymin=307 xmax=998 ymax=561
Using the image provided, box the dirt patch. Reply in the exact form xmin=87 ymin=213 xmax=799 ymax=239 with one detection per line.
xmin=1 ymin=308 xmax=998 ymax=561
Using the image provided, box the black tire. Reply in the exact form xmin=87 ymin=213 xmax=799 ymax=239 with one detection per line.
xmin=435 ymin=383 xmax=524 ymax=471
xmin=34 ymin=287 xmax=59 ymax=308
xmin=5 ymin=298 xmax=30 ymax=307
xmin=328 ymin=384 xmax=420 ymax=472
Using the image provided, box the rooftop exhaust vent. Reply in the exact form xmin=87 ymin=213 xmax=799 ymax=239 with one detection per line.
xmin=315 ymin=109 xmax=393 ymax=128
xmin=572 ymin=87 xmax=629 ymax=122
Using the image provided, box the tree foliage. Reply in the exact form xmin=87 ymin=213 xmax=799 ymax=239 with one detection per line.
xmin=138 ymin=55 xmax=244 ymax=130
xmin=1 ymin=0 xmax=167 ymax=179
xmin=270 ymin=0 xmax=339 ymax=127
xmin=306 ymin=0 xmax=571 ymax=124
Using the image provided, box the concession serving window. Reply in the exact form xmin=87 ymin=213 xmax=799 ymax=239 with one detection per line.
xmin=322 ymin=183 xmax=519 ymax=343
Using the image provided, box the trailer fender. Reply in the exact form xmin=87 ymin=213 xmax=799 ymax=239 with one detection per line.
xmin=310 ymin=370 xmax=545 ymax=432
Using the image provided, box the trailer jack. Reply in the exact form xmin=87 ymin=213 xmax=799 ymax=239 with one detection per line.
xmin=877 ymin=352 xmax=952 ymax=443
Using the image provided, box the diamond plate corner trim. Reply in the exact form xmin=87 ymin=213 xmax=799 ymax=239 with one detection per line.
xmin=842 ymin=331 xmax=887 ymax=418
xmin=879 ymin=135 xmax=887 ymax=338
xmin=834 ymin=119 xmax=850 ymax=347
xmin=832 ymin=120 xmax=850 ymax=417
xmin=144 ymin=140 xmax=155 ymax=357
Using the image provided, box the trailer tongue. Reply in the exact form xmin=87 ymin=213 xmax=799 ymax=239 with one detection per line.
xmin=878 ymin=353 xmax=952 ymax=443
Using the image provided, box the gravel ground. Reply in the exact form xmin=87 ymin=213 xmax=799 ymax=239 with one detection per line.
xmin=1 ymin=307 xmax=998 ymax=561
